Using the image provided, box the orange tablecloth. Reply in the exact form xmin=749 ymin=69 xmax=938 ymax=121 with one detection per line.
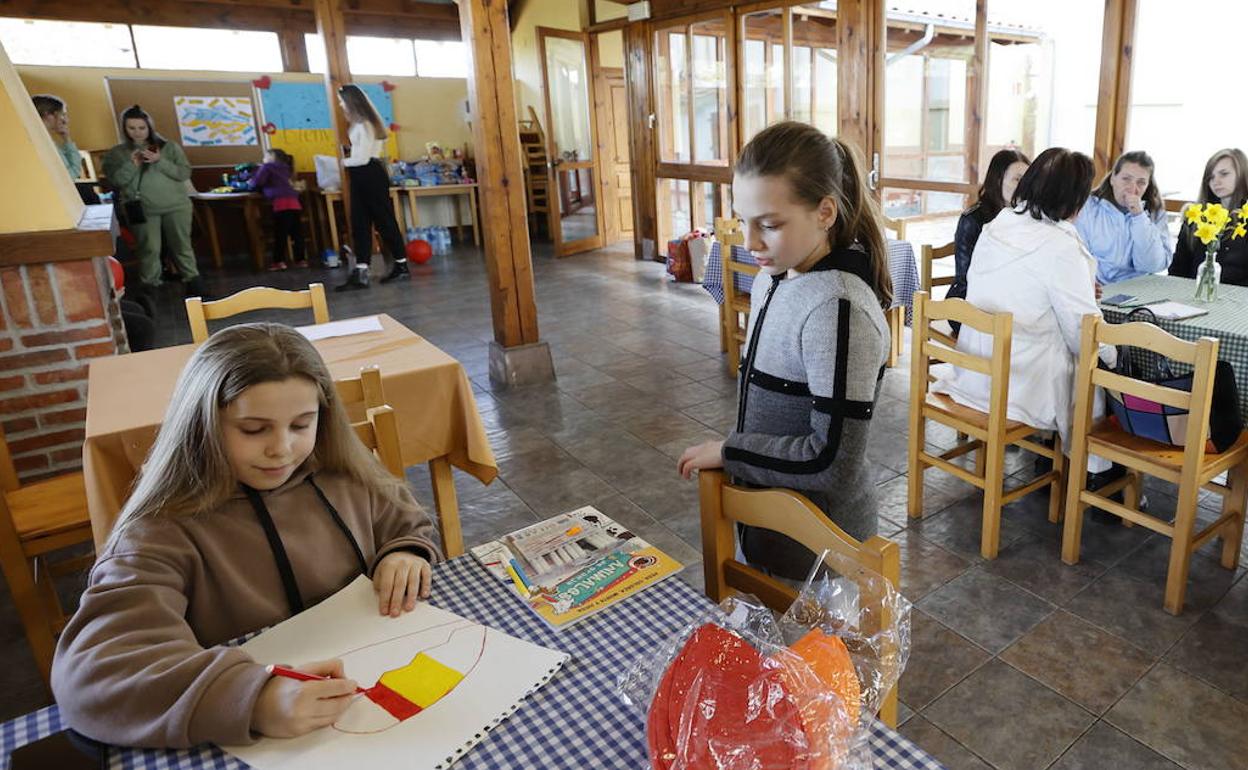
xmin=83 ymin=314 xmax=497 ymax=547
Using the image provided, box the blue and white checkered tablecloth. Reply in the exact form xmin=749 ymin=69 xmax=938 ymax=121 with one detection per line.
xmin=702 ymin=239 xmax=921 ymax=324
xmin=0 ymin=557 xmax=943 ymax=770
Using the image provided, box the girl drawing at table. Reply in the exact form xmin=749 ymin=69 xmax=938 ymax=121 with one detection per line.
xmin=249 ymin=148 xmax=307 ymax=271
xmin=52 ymin=323 xmax=443 ymax=748
xmin=677 ymin=122 xmax=892 ymax=583
xmin=335 ymin=84 xmax=409 ymax=291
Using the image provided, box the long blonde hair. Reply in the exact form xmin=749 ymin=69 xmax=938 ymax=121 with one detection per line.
xmin=337 ymin=84 xmax=388 ymax=140
xmin=109 ymin=323 xmax=414 ymax=544
xmin=735 ymin=121 xmax=893 ymax=308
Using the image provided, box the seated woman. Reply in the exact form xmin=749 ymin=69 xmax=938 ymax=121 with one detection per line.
xmin=932 ymin=148 xmax=1108 ymax=454
xmin=1170 ymin=148 xmax=1248 ymax=286
xmin=1075 ymin=150 xmax=1172 ymax=285
xmin=949 ymin=148 xmax=1030 ymax=303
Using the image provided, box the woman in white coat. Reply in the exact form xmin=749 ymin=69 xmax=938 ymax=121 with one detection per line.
xmin=933 ymin=147 xmax=1109 ymax=455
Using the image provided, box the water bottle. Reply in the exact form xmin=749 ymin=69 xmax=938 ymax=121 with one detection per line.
xmin=323 ymin=248 xmax=340 ymax=268
xmin=406 ymin=227 xmax=418 ymax=242
xmin=437 ymin=226 xmax=451 ymax=255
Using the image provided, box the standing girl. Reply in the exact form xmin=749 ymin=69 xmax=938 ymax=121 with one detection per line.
xmin=336 ymin=84 xmax=408 ymax=290
xmin=250 ymin=148 xmax=307 ymax=271
xmin=677 ymin=122 xmax=892 ymax=582
xmin=52 ymin=324 xmax=442 ymax=748
xmin=102 ymin=105 xmax=207 ymax=299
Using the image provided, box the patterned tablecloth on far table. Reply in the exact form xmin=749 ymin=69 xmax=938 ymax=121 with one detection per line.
xmin=702 ymin=238 xmax=921 ymax=323
xmin=1101 ymin=274 xmax=1248 ymax=421
xmin=0 ymin=557 xmax=944 ymax=770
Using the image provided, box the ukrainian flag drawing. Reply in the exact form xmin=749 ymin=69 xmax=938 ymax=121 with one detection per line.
xmin=336 ymin=623 xmax=486 ymax=734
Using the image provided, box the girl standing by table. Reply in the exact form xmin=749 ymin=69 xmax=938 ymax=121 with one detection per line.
xmin=52 ymin=323 xmax=442 ymax=748
xmin=250 ymin=148 xmax=307 ymax=271
xmin=677 ymin=122 xmax=892 ymax=582
xmin=336 ymin=84 xmax=409 ymax=291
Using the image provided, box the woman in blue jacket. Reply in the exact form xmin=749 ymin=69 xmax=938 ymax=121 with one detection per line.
xmin=1075 ymin=151 xmax=1172 ymax=285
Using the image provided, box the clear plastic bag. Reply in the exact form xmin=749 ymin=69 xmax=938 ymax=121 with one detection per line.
xmin=618 ymin=550 xmax=912 ymax=770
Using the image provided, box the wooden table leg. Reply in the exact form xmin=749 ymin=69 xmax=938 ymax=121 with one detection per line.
xmin=403 ymin=191 xmax=416 ymax=232
xmin=454 ymin=191 xmax=465 ymax=242
xmin=243 ymin=198 xmax=265 ymax=271
xmin=201 ymin=202 xmax=223 ymax=269
xmin=428 ymin=456 xmax=463 ymax=558
xmin=390 ymin=189 xmax=404 ymax=233
xmin=469 ymin=186 xmax=480 ymax=246
xmin=325 ymin=194 xmax=340 ymax=255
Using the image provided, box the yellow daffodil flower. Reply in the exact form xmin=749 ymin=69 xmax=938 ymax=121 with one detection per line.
xmin=1235 ymin=223 xmax=1247 ymax=239
xmin=1239 ymin=202 xmax=1248 ymax=219
xmin=1195 ymin=222 xmax=1220 ymax=244
xmin=1185 ymin=205 xmax=1204 ymax=224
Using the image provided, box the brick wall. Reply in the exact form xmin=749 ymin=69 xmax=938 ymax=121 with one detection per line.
xmin=0 ymin=257 xmax=126 ymax=480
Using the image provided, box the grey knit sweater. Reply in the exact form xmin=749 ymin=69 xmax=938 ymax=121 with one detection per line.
xmin=722 ymin=246 xmax=889 ymax=581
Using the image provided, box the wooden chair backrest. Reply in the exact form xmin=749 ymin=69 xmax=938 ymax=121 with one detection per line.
xmin=882 ymin=215 xmax=907 ymax=242
xmin=920 ymin=242 xmax=957 ymax=293
xmin=335 ymin=365 xmax=386 ymax=413
xmin=0 ymin=421 xmax=21 ymax=493
xmin=336 ymin=366 xmax=403 ymax=478
xmin=910 ymin=291 xmax=1013 ymax=425
xmin=715 ymin=217 xmax=758 ymax=301
xmin=1078 ymin=315 xmax=1218 ymax=457
xmin=186 ymin=283 xmax=330 ymax=343
xmin=699 ymin=468 xmax=901 ymax=725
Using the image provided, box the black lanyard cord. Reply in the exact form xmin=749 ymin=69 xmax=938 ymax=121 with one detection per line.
xmin=241 ymin=474 xmax=369 ymax=616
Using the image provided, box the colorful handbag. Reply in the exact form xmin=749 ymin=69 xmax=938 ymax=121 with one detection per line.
xmin=1103 ymin=307 xmax=1242 ymax=452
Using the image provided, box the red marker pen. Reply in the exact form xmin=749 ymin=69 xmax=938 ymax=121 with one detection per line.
xmin=265 ymin=664 xmax=366 ymax=694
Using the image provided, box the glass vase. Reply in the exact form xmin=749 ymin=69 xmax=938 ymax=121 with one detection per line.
xmin=1195 ymin=247 xmax=1221 ymax=302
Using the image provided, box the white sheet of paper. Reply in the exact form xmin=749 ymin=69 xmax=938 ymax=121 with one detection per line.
xmin=296 ymin=315 xmax=384 ymax=342
xmin=222 ymin=576 xmax=569 ymax=770
xmin=1144 ymin=301 xmax=1208 ymax=320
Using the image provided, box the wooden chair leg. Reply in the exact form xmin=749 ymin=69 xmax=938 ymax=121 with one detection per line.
xmin=906 ymin=418 xmax=926 ymax=519
xmin=1164 ymin=479 xmax=1201 ymax=615
xmin=699 ymin=470 xmax=734 ymax=603
xmin=428 ymin=456 xmax=464 ymax=558
xmin=974 ymin=439 xmax=987 ymax=478
xmin=0 ymin=549 xmax=55 ymax=686
xmin=1121 ymin=469 xmax=1142 ymax=528
xmin=718 ymin=303 xmax=729 ymax=353
xmin=879 ymin=686 xmax=899 ymax=728
xmin=981 ymin=438 xmax=1006 ymax=559
xmin=1048 ymin=433 xmax=1065 ymax=524
xmin=886 ymin=306 xmax=901 ymax=368
xmin=1219 ymin=462 xmax=1248 ymax=570
xmin=1061 ymin=453 xmax=1091 ymax=565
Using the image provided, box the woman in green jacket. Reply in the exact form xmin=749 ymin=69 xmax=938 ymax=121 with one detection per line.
xmin=103 ymin=105 xmax=207 ymax=298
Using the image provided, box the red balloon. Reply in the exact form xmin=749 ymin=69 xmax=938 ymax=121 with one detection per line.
xmin=406 ymin=239 xmax=433 ymax=264
xmin=107 ymin=256 xmax=124 ymax=291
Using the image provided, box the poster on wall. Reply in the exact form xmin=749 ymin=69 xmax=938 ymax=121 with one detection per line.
xmin=173 ymin=95 xmax=259 ymax=147
xmin=256 ymin=82 xmax=396 ymax=172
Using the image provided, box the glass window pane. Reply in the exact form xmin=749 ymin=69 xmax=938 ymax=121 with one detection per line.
xmin=0 ymin=18 xmax=136 ymax=67
xmin=792 ymin=46 xmax=813 ymax=124
xmin=985 ymin=0 xmax=1105 ymax=162
xmin=792 ymin=3 xmax=838 ymax=134
xmin=655 ymin=29 xmax=690 ymax=163
xmin=132 ymin=26 xmax=282 ymax=72
xmin=691 ymin=18 xmax=729 ymax=165
xmin=742 ymin=9 xmax=786 ymax=142
xmin=1126 ymin=0 xmax=1245 ymax=201
xmin=305 ymin=34 xmax=416 ymax=77
xmin=414 ymin=40 xmax=469 ymax=78
xmin=658 ymin=178 xmax=692 ymax=245
xmin=882 ymin=187 xmax=966 ymax=261
xmin=884 ymin=3 xmax=975 ymax=180
xmin=545 ymin=37 xmax=594 ymax=161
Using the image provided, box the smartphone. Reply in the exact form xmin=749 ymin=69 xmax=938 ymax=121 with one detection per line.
xmin=9 ymin=729 xmax=107 ymax=770
xmin=1102 ymin=293 xmax=1137 ymax=306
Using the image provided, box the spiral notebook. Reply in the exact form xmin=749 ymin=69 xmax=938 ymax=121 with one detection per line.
xmin=221 ymin=575 xmax=568 ymax=770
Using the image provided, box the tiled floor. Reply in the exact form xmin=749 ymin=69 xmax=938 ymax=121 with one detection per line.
xmin=2 ymin=241 xmax=1247 ymax=769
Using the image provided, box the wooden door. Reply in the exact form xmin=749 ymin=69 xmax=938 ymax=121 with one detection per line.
xmin=604 ymin=72 xmax=634 ymax=243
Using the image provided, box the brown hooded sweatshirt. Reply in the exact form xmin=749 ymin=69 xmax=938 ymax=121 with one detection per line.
xmin=50 ymin=467 xmax=442 ymax=749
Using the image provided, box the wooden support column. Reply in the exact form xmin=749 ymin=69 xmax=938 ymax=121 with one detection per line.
xmin=1093 ymin=0 xmax=1138 ymax=178
xmin=965 ymin=0 xmax=988 ymax=188
xmin=837 ymin=0 xmax=874 ymax=164
xmin=278 ymin=26 xmax=310 ymax=73
xmin=459 ymin=0 xmax=552 ymax=386
xmin=625 ymin=21 xmax=658 ymax=260
xmin=314 ymin=0 xmax=352 ymax=253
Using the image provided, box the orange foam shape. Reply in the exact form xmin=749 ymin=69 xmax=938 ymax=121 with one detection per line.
xmin=776 ymin=630 xmax=861 ymax=770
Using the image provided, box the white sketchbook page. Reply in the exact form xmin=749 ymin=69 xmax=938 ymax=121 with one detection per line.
xmin=222 ymin=576 xmax=569 ymax=770
xmin=296 ymin=315 xmax=384 ymax=342
xmin=1144 ymin=301 xmax=1208 ymax=320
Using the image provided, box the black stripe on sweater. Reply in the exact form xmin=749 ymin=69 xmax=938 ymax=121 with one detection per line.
xmin=747 ymin=368 xmax=811 ymax=396
xmin=724 ymin=299 xmax=854 ymax=475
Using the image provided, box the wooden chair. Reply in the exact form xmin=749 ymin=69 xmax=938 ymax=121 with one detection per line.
xmin=1061 ymin=315 xmax=1248 ymax=614
xmin=920 ymin=242 xmax=958 ymax=349
xmin=335 ymin=366 xmax=464 ymax=558
xmin=715 ymin=217 xmax=759 ymax=374
xmin=0 ymin=425 xmax=93 ymax=686
xmin=699 ymin=469 xmax=902 ymax=727
xmin=882 ymin=215 xmax=907 ymax=242
xmin=907 ymin=292 xmax=1066 ymax=558
xmin=186 ymin=283 xmax=330 ymax=343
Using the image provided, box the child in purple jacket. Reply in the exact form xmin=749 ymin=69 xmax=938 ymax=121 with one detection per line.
xmin=250 ymin=149 xmax=306 ymax=270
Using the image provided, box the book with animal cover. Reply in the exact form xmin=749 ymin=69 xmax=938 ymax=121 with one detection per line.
xmin=469 ymin=506 xmax=683 ymax=629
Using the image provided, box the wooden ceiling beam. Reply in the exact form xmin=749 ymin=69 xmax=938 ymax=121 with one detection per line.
xmin=0 ymin=0 xmax=461 ymax=38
